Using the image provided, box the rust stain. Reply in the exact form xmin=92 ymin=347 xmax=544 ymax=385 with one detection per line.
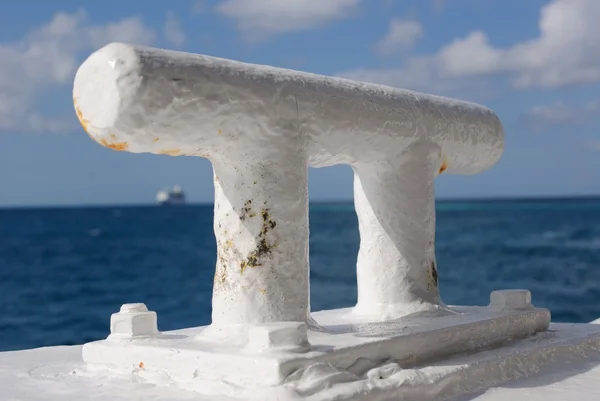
xmin=259 ymin=288 xmax=267 ymax=295
xmin=73 ymin=97 xmax=90 ymax=133
xmin=153 ymin=137 xmax=160 ymax=143
xmin=217 ymin=202 xmax=278 ymax=277
xmin=138 ymin=361 xmax=144 ymax=369
xmin=214 ymin=268 xmax=227 ymax=287
xmin=240 ymin=200 xmax=253 ymax=221
xmin=73 ymin=97 xmax=127 ymax=152
xmin=74 ymin=106 xmax=128 ymax=153
xmin=99 ymin=138 xmax=129 ymax=151
xmin=218 ymin=129 xmax=223 ymax=135
xmin=240 ymin=206 xmax=277 ymax=273
xmin=158 ymin=149 xmax=181 ymax=156
xmin=438 ymin=158 xmax=448 ymax=175
xmin=428 ymin=261 xmax=438 ymax=290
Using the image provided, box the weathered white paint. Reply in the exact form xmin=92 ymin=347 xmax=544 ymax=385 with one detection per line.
xmin=83 ymin=299 xmax=550 ymax=388
xmin=108 ymin=303 xmax=160 ymax=340
xmin=353 ymin=143 xmax=442 ymax=318
xmin=245 ymin=322 xmax=310 ymax=353
xmin=73 ymin=42 xmax=504 ymax=323
xmin=210 ymin=146 xmax=309 ymax=326
xmin=489 ymin=289 xmax=533 ymax=309
xmin=11 ymin=319 xmax=600 ymax=400
xmin=0 ymin=42 xmax=583 ymax=400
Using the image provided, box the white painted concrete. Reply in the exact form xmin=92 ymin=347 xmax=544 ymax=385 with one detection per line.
xmin=72 ymin=43 xmax=505 ymax=322
xmin=108 ymin=303 xmax=160 ymax=339
xmin=82 ymin=303 xmax=551 ymax=387
xmin=4 ymin=322 xmax=600 ymax=401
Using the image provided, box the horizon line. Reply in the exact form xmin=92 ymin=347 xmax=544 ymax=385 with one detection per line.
xmin=1 ymin=194 xmax=600 ymax=211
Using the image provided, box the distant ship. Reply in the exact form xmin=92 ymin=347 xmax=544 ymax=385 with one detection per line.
xmin=156 ymin=185 xmax=186 ymax=206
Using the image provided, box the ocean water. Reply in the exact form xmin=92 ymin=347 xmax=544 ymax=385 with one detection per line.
xmin=1 ymin=199 xmax=600 ymax=352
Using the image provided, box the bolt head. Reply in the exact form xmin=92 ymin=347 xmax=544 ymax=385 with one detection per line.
xmin=119 ymin=303 xmax=148 ymax=313
xmin=246 ymin=322 xmax=310 ymax=353
xmin=109 ymin=303 xmax=160 ymax=339
xmin=489 ymin=290 xmax=532 ymax=309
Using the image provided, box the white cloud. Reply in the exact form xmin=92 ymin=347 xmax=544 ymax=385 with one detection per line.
xmin=338 ymin=54 xmax=492 ymax=99
xmin=215 ymin=0 xmax=361 ymax=41
xmin=340 ymin=0 xmax=600 ymax=94
xmin=375 ymin=19 xmax=422 ymax=56
xmin=164 ymin=12 xmax=186 ymax=47
xmin=439 ymin=0 xmax=600 ymax=88
xmin=438 ymin=31 xmax=502 ymax=76
xmin=522 ymin=102 xmax=584 ymax=128
xmin=521 ymin=101 xmax=600 ymax=130
xmin=0 ymin=10 xmax=155 ymax=133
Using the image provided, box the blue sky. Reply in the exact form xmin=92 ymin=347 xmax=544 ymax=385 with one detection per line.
xmin=0 ymin=0 xmax=598 ymax=206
